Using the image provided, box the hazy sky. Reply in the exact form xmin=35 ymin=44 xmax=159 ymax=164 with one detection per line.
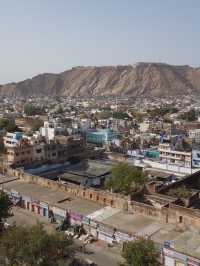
xmin=0 ymin=0 xmax=200 ymax=83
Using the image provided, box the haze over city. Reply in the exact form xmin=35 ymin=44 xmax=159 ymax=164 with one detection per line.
xmin=0 ymin=0 xmax=200 ymax=83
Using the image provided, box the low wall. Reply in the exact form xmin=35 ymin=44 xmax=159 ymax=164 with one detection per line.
xmin=128 ymin=200 xmax=200 ymax=229
xmin=128 ymin=201 xmax=164 ymax=221
xmin=6 ymin=167 xmax=128 ymax=211
xmin=4 ymin=166 xmax=200 ymax=230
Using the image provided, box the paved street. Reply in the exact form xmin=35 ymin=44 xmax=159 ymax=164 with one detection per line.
xmin=76 ymin=240 xmax=122 ymax=266
xmin=7 ymin=207 xmax=123 ymax=266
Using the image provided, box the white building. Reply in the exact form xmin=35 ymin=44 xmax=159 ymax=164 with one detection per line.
xmin=40 ymin=121 xmax=66 ymax=142
xmin=188 ymin=129 xmax=200 ymax=143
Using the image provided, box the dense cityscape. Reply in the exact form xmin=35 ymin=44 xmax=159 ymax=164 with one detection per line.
xmin=0 ymin=94 xmax=200 ymax=265
xmin=1 ymin=1 xmax=200 ymax=266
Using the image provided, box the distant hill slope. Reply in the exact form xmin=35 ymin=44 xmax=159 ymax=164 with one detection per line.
xmin=1 ymin=63 xmax=200 ymax=97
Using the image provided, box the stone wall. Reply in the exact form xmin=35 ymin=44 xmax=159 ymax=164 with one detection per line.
xmin=128 ymin=200 xmax=164 ymax=220
xmin=3 ymin=166 xmax=200 ymax=230
xmin=7 ymin=167 xmax=128 ymax=211
xmin=128 ymin=200 xmax=200 ymax=229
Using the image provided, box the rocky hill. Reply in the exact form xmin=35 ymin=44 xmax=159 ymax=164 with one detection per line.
xmin=1 ymin=63 xmax=200 ymax=98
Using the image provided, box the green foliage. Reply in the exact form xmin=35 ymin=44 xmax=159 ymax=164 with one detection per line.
xmin=96 ymin=111 xmax=112 ymax=120
xmin=57 ymin=106 xmax=64 ymax=114
xmin=112 ymin=112 xmax=131 ymax=120
xmin=106 ymin=163 xmax=147 ymax=195
xmin=0 ymin=143 xmax=5 ymax=154
xmin=148 ymin=107 xmax=178 ymax=118
xmin=24 ymin=104 xmax=45 ymax=116
xmin=0 ymin=191 xmax=13 ymax=224
xmin=31 ymin=119 xmax=44 ymax=131
xmin=178 ymin=109 xmax=197 ymax=122
xmin=121 ymin=239 xmax=160 ymax=266
xmin=168 ymin=187 xmax=191 ymax=198
xmin=131 ymin=112 xmax=145 ymax=123
xmin=0 ymin=118 xmax=20 ymax=132
xmin=0 ymin=224 xmax=73 ymax=266
xmin=163 ymin=117 xmax=172 ymax=123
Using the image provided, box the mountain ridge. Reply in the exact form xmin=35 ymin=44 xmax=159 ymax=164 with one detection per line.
xmin=1 ymin=62 xmax=200 ymax=98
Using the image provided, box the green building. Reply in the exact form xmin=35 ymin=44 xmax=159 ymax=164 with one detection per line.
xmin=86 ymin=129 xmax=118 ymax=145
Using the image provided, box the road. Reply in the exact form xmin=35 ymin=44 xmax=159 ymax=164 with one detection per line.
xmin=7 ymin=207 xmax=123 ymax=266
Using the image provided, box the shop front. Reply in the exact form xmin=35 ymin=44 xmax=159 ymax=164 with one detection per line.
xmin=29 ymin=199 xmax=49 ymax=218
xmin=69 ymin=211 xmax=83 ymax=225
xmin=51 ymin=206 xmax=67 ymax=222
xmin=9 ymin=189 xmax=22 ymax=206
xmin=163 ymin=247 xmax=200 ymax=266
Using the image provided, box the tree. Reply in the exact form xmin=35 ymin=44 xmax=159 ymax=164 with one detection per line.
xmin=0 ymin=224 xmax=74 ymax=266
xmin=131 ymin=112 xmax=145 ymax=123
xmin=168 ymin=187 xmax=191 ymax=199
xmin=121 ymin=239 xmax=160 ymax=266
xmin=0 ymin=191 xmax=13 ymax=230
xmin=57 ymin=106 xmax=64 ymax=114
xmin=178 ymin=109 xmax=197 ymax=122
xmin=147 ymin=106 xmax=178 ymax=119
xmin=31 ymin=119 xmax=43 ymax=131
xmin=24 ymin=104 xmax=45 ymax=116
xmin=106 ymin=163 xmax=147 ymax=195
xmin=113 ymin=112 xmax=131 ymax=120
xmin=0 ymin=118 xmax=20 ymax=132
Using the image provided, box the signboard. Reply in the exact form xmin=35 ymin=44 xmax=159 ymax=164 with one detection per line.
xmin=52 ymin=206 xmax=66 ymax=218
xmin=40 ymin=201 xmax=48 ymax=209
xmin=11 ymin=189 xmax=20 ymax=197
xmin=82 ymin=216 xmax=90 ymax=225
xmin=31 ymin=199 xmax=40 ymax=206
xmin=115 ymin=231 xmax=135 ymax=242
xmin=163 ymin=248 xmax=187 ymax=263
xmin=165 ymin=256 xmax=175 ymax=266
xmin=173 ymin=251 xmax=187 ymax=262
xmin=69 ymin=211 xmax=82 ymax=223
xmin=98 ymin=231 xmax=113 ymax=243
xmin=163 ymin=248 xmax=176 ymax=257
xmin=188 ymin=257 xmax=200 ymax=266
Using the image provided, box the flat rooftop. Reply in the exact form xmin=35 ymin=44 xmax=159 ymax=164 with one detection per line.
xmin=173 ymin=231 xmax=200 ymax=259
xmin=2 ymin=180 xmax=102 ymax=216
xmin=66 ymin=160 xmax=112 ymax=177
xmin=152 ymin=227 xmax=200 ymax=259
xmin=2 ymin=178 xmax=200 ymax=259
xmin=25 ymin=160 xmax=113 ymax=179
xmin=99 ymin=210 xmax=163 ymax=236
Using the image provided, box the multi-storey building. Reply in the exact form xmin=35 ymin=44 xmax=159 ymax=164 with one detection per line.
xmin=4 ymin=133 xmax=34 ymax=166
xmin=188 ymin=129 xmax=200 ymax=143
xmin=40 ymin=121 xmax=66 ymax=143
xmin=3 ymin=132 xmax=86 ymax=167
xmin=158 ymin=143 xmax=192 ymax=167
xmin=86 ymin=129 xmax=118 ymax=146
